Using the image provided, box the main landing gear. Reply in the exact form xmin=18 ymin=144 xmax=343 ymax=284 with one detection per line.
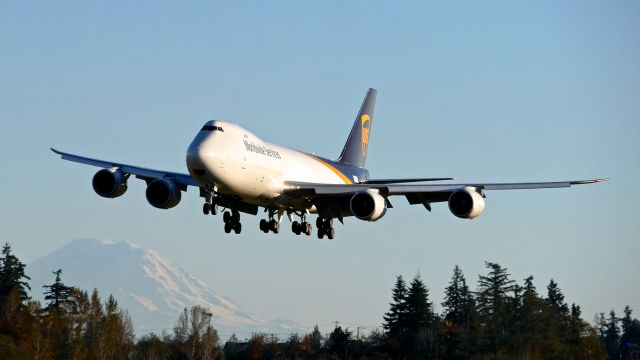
xmin=259 ymin=218 xmax=280 ymax=233
xmin=291 ymin=213 xmax=312 ymax=236
xmin=259 ymin=209 xmax=280 ymax=234
xmin=316 ymin=217 xmax=335 ymax=240
xmin=223 ymin=210 xmax=241 ymax=234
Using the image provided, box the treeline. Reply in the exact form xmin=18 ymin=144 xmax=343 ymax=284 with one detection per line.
xmin=2 ymin=242 xmax=640 ymax=359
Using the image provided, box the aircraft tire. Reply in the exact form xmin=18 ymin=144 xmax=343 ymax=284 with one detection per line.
xmin=210 ymin=204 xmax=218 ymax=215
xmin=224 ymin=222 xmax=232 ymax=233
xmin=273 ymin=222 xmax=280 ymax=234
xmin=234 ymin=222 xmax=242 ymax=234
xmin=231 ymin=211 xmax=240 ymax=223
xmin=203 ymin=203 xmax=210 ymax=215
xmin=305 ymin=223 xmax=312 ymax=236
xmin=292 ymin=221 xmax=300 ymax=234
xmin=316 ymin=217 xmax=324 ymax=229
xmin=260 ymin=219 xmax=268 ymax=232
xmin=327 ymin=227 xmax=335 ymax=240
xmin=324 ymin=218 xmax=333 ymax=228
xmin=317 ymin=228 xmax=324 ymax=239
xmin=223 ymin=211 xmax=231 ymax=223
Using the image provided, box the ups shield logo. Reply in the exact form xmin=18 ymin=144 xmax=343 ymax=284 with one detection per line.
xmin=361 ymin=114 xmax=371 ymax=157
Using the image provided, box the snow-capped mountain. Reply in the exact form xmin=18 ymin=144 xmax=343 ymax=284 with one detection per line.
xmin=28 ymin=238 xmax=305 ymax=337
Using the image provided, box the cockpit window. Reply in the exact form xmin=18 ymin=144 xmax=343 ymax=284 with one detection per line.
xmin=201 ymin=125 xmax=224 ymax=132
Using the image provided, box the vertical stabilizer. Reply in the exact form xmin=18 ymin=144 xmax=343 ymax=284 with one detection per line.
xmin=337 ymin=88 xmax=377 ymax=168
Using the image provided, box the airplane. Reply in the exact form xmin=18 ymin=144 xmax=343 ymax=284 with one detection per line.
xmin=52 ymin=88 xmax=607 ymax=239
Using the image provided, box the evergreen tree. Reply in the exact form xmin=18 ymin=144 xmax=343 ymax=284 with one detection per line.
xmin=546 ymin=279 xmax=570 ymax=319
xmin=307 ymin=324 xmax=323 ymax=355
xmin=442 ymin=266 xmax=478 ymax=360
xmin=406 ymin=274 xmax=434 ymax=332
xmin=516 ymin=276 xmax=548 ymax=357
xmin=43 ymin=269 xmax=72 ymax=311
xmin=404 ymin=274 xmax=436 ymax=358
xmin=0 ymin=242 xmax=31 ymax=304
xmin=620 ymin=306 xmax=640 ymax=360
xmin=327 ymin=325 xmax=352 ymax=358
xmin=596 ymin=312 xmax=607 ymax=339
xmin=476 ymin=261 xmax=516 ymax=354
xmin=383 ymin=275 xmax=408 ymax=337
xmin=284 ymin=333 xmax=302 ymax=359
xmin=84 ymin=289 xmax=103 ymax=358
xmin=568 ymin=303 xmax=583 ymax=343
xmin=442 ymin=265 xmax=474 ymax=325
xmin=605 ymin=309 xmax=621 ymax=359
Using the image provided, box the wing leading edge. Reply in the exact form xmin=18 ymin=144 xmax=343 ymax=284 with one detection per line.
xmin=284 ymin=178 xmax=608 ymax=197
xmin=50 ymin=148 xmax=198 ymax=187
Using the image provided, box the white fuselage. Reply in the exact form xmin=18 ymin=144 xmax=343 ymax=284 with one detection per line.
xmin=186 ymin=120 xmax=351 ymax=208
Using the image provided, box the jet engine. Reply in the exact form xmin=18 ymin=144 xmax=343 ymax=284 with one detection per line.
xmin=448 ymin=187 xmax=485 ymax=219
xmin=350 ymin=190 xmax=387 ymax=221
xmin=92 ymin=169 xmax=128 ymax=198
xmin=145 ymin=179 xmax=181 ymax=209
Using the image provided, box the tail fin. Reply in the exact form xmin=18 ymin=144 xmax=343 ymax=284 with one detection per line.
xmin=337 ymin=88 xmax=377 ymax=168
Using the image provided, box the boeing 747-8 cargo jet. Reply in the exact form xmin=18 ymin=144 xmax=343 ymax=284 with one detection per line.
xmin=52 ymin=89 xmax=606 ymax=238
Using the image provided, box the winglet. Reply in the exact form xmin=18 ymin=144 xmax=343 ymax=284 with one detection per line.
xmin=569 ymin=178 xmax=609 ymax=185
xmin=51 ymin=147 xmax=63 ymax=155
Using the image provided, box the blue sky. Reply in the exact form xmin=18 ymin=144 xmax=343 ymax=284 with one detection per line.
xmin=1 ymin=1 xmax=638 ymax=333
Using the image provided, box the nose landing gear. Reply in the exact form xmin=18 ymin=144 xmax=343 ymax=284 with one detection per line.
xmin=202 ymin=202 xmax=218 ymax=215
xmin=202 ymin=188 xmax=218 ymax=215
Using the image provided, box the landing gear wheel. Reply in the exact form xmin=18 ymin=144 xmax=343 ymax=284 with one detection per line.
xmin=324 ymin=218 xmax=333 ymax=229
xmin=260 ymin=219 xmax=269 ymax=233
xmin=327 ymin=227 xmax=335 ymax=240
xmin=231 ymin=211 xmax=240 ymax=223
xmin=203 ymin=203 xmax=210 ymax=215
xmin=272 ymin=221 xmax=280 ymax=234
xmin=316 ymin=217 xmax=324 ymax=229
xmin=210 ymin=204 xmax=218 ymax=215
xmin=223 ymin=211 xmax=231 ymax=223
xmin=317 ymin=228 xmax=324 ymax=239
xmin=305 ymin=223 xmax=312 ymax=236
xmin=292 ymin=221 xmax=300 ymax=235
xmin=234 ymin=222 xmax=242 ymax=234
xmin=224 ymin=222 xmax=232 ymax=233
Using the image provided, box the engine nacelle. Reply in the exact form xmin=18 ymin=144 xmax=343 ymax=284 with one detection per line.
xmin=92 ymin=169 xmax=128 ymax=198
xmin=448 ymin=187 xmax=485 ymax=219
xmin=145 ymin=179 xmax=181 ymax=209
xmin=350 ymin=190 xmax=387 ymax=222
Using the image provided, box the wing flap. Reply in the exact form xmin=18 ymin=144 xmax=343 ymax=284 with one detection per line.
xmin=362 ymin=177 xmax=455 ymax=184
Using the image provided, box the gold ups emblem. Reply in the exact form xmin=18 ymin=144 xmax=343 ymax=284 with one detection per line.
xmin=361 ymin=114 xmax=371 ymax=157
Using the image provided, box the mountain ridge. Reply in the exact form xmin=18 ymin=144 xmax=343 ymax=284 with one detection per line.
xmin=27 ymin=238 xmax=306 ymax=337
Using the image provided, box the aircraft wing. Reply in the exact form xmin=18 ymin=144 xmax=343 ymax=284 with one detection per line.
xmin=284 ymin=178 xmax=608 ymax=213
xmin=286 ymin=178 xmax=607 ymax=195
xmin=51 ymin=148 xmax=198 ymax=187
